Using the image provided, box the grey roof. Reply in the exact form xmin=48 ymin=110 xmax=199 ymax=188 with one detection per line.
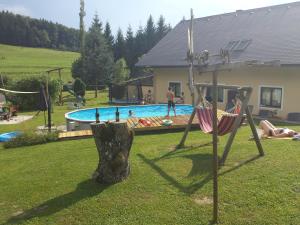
xmin=136 ymin=1 xmax=300 ymax=67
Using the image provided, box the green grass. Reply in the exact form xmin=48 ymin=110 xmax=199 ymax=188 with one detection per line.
xmin=0 ymin=91 xmax=300 ymax=225
xmin=0 ymin=44 xmax=79 ymax=82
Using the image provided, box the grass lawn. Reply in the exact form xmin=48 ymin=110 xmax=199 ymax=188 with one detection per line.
xmin=0 ymin=91 xmax=300 ymax=225
xmin=0 ymin=44 xmax=79 ymax=82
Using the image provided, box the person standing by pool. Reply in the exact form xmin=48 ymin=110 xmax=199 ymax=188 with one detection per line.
xmin=166 ymin=87 xmax=176 ymax=117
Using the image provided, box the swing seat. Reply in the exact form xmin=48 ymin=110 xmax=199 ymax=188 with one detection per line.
xmin=196 ymin=107 xmax=245 ymax=136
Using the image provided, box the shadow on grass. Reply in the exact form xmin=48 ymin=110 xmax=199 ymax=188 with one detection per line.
xmin=138 ymin=150 xmax=262 ymax=195
xmin=138 ymin=153 xmax=212 ymax=195
xmin=153 ymin=142 xmax=213 ymax=162
xmin=6 ymin=179 xmax=109 ymax=224
xmin=219 ymin=155 xmax=261 ymax=177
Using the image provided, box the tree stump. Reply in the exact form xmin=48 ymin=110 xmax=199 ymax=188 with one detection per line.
xmin=90 ymin=121 xmax=134 ymax=184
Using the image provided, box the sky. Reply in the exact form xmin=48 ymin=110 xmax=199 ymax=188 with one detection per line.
xmin=0 ymin=0 xmax=296 ymax=35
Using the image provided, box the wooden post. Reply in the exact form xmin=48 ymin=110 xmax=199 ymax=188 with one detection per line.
xmin=95 ymin=80 xmax=98 ymax=98
xmin=177 ymin=87 xmax=202 ymax=148
xmin=46 ymin=71 xmax=51 ymax=132
xmin=177 ymin=108 xmax=196 ymax=148
xmin=245 ymin=106 xmax=265 ymax=156
xmin=90 ymin=121 xmax=134 ymax=184
xmin=219 ymin=88 xmax=252 ymax=166
xmin=212 ymin=70 xmax=218 ymax=223
xmin=58 ymin=69 xmax=63 ymax=105
xmin=0 ymin=74 xmax=4 ymax=87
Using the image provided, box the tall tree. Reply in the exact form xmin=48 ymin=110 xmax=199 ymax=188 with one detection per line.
xmin=125 ymin=25 xmax=135 ymax=72
xmin=113 ymin=58 xmax=130 ymax=83
xmin=145 ymin=15 xmax=156 ymax=52
xmin=72 ymin=14 xmax=114 ymax=96
xmin=104 ymin=22 xmax=114 ymax=49
xmin=114 ymin=28 xmax=125 ymax=61
xmin=133 ymin=26 xmax=146 ymax=65
xmin=85 ymin=15 xmax=113 ymax=84
xmin=79 ymin=0 xmax=86 ymax=55
xmin=155 ymin=15 xmax=170 ymax=44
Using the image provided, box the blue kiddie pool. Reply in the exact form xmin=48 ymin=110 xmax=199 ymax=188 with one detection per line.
xmin=0 ymin=131 xmax=22 ymax=142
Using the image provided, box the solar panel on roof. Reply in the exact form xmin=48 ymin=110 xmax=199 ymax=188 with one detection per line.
xmin=224 ymin=41 xmax=239 ymax=51
xmin=224 ymin=39 xmax=252 ymax=52
xmin=235 ymin=39 xmax=252 ymax=51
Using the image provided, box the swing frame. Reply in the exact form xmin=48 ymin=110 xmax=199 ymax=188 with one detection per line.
xmin=177 ymin=71 xmax=265 ymax=166
xmin=183 ymin=9 xmax=266 ymax=223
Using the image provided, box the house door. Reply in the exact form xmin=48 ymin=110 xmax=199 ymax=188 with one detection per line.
xmin=226 ymin=90 xmax=238 ymax=111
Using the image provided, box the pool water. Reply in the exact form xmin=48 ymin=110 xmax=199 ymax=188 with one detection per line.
xmin=66 ymin=104 xmax=193 ymax=122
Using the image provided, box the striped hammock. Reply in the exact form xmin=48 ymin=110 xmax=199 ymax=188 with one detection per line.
xmin=196 ymin=107 xmax=245 ymax=136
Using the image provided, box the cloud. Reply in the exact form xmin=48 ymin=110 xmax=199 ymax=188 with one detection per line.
xmin=0 ymin=4 xmax=31 ymax=16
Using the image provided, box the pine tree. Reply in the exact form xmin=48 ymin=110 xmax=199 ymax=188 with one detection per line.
xmin=155 ymin=15 xmax=170 ymax=44
xmin=72 ymin=14 xmax=114 ymax=93
xmin=125 ymin=25 xmax=135 ymax=72
xmin=79 ymin=0 xmax=86 ymax=55
xmin=104 ymin=22 xmax=114 ymax=49
xmin=134 ymin=26 xmax=146 ymax=62
xmin=113 ymin=58 xmax=130 ymax=83
xmin=114 ymin=28 xmax=125 ymax=61
xmin=145 ymin=15 xmax=156 ymax=52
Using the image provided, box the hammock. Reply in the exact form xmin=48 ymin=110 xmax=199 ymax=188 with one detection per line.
xmin=196 ymin=107 xmax=245 ymax=136
xmin=0 ymin=88 xmax=39 ymax=94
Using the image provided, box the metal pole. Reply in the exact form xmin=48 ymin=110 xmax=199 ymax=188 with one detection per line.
xmin=212 ymin=70 xmax=219 ymax=223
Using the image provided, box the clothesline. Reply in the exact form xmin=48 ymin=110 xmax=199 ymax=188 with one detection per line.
xmin=0 ymin=88 xmax=39 ymax=94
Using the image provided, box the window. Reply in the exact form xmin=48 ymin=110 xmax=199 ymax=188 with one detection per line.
xmin=169 ymin=82 xmax=181 ymax=98
xmin=260 ymin=87 xmax=282 ymax=108
xmin=206 ymin=87 xmax=224 ymax=102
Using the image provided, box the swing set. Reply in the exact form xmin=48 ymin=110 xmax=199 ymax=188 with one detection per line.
xmin=177 ymin=9 xmax=265 ymax=223
xmin=178 ymin=82 xmax=264 ymax=166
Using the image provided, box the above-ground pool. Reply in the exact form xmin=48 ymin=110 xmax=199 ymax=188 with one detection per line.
xmin=66 ymin=104 xmax=193 ymax=123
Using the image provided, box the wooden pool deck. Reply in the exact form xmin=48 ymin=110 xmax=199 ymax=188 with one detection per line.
xmin=58 ymin=115 xmax=199 ymax=140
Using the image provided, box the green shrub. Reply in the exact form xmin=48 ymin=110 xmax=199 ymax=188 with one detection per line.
xmin=73 ymin=78 xmax=86 ymax=97
xmin=0 ymin=75 xmax=11 ymax=86
xmin=3 ymin=132 xmax=59 ymax=149
xmin=7 ymin=76 xmax=61 ymax=110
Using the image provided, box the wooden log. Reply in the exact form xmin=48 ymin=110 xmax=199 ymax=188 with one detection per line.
xmin=212 ymin=70 xmax=219 ymax=223
xmin=90 ymin=121 xmax=134 ymax=184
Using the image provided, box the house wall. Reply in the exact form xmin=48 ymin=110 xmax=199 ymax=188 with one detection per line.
xmin=153 ymin=66 xmax=300 ymax=119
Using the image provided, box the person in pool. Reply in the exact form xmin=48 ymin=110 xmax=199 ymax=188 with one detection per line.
xmin=259 ymin=120 xmax=297 ymax=138
xmin=128 ymin=110 xmax=135 ymax=117
xmin=166 ymin=87 xmax=176 ymax=117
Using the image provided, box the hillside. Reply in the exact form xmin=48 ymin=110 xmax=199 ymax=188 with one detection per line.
xmin=0 ymin=44 xmax=79 ymax=82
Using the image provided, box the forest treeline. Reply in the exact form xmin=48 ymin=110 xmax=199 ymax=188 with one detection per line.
xmin=0 ymin=10 xmax=171 ymax=70
xmin=0 ymin=11 xmax=80 ymax=51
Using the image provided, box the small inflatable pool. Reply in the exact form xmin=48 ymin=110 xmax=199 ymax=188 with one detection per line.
xmin=0 ymin=131 xmax=22 ymax=142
